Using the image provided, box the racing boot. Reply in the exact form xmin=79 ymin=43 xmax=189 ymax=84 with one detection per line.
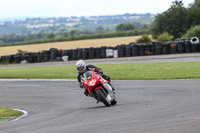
xmin=101 ymin=74 xmax=116 ymax=91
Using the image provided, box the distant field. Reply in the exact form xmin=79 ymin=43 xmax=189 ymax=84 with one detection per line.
xmin=0 ymin=36 xmax=141 ymax=56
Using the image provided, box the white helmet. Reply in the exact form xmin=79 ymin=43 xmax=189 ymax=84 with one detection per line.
xmin=76 ymin=60 xmax=86 ymax=73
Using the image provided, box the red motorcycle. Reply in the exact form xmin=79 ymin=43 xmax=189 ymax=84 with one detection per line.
xmin=82 ymin=71 xmax=117 ymax=107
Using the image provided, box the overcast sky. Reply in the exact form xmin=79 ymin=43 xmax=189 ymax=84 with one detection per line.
xmin=0 ymin=0 xmax=194 ymax=20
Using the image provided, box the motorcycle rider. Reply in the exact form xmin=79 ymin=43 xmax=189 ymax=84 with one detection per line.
xmin=76 ymin=60 xmax=115 ymax=97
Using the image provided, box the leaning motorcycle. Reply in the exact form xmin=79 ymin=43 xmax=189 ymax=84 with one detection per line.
xmin=82 ymin=71 xmax=117 ymax=107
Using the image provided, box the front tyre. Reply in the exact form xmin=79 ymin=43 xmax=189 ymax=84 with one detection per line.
xmin=95 ymin=89 xmax=111 ymax=107
xmin=111 ymin=99 xmax=117 ymax=105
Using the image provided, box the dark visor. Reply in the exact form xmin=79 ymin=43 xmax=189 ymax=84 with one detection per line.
xmin=78 ymin=66 xmax=84 ymax=71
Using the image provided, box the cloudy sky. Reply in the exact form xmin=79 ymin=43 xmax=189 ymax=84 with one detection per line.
xmin=0 ymin=0 xmax=194 ymax=19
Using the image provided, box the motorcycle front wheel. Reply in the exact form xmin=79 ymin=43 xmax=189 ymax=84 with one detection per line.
xmin=95 ymin=89 xmax=111 ymax=107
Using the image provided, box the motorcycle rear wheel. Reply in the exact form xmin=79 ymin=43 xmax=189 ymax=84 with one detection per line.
xmin=96 ymin=89 xmax=111 ymax=107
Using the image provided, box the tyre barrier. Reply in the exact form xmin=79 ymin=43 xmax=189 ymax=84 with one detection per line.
xmin=177 ymin=41 xmax=185 ymax=53
xmin=106 ymin=47 xmax=114 ymax=58
xmin=50 ymin=48 xmax=58 ymax=61
xmin=77 ymin=48 xmax=83 ymax=60
xmin=185 ymin=40 xmax=192 ymax=53
xmin=190 ymin=37 xmax=199 ymax=44
xmin=68 ymin=49 xmax=73 ymax=61
xmin=117 ymin=44 xmax=126 ymax=57
xmin=72 ymin=49 xmax=78 ymax=60
xmin=132 ymin=44 xmax=139 ymax=56
xmin=100 ymin=46 xmax=107 ymax=58
xmin=155 ymin=42 xmax=163 ymax=55
xmin=162 ymin=43 xmax=170 ymax=54
xmin=43 ymin=51 xmax=50 ymax=62
xmin=125 ymin=45 xmax=132 ymax=57
xmin=89 ymin=47 xmax=95 ymax=59
xmin=144 ymin=43 xmax=151 ymax=55
xmin=95 ymin=48 xmax=101 ymax=59
xmin=191 ymin=43 xmax=199 ymax=53
xmin=1 ymin=37 xmax=200 ymax=64
xmin=82 ymin=48 xmax=89 ymax=60
xmin=170 ymin=42 xmax=178 ymax=54
xmin=138 ymin=44 xmax=145 ymax=56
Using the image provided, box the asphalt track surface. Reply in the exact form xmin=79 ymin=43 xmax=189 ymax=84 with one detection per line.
xmin=0 ymin=79 xmax=200 ymax=133
xmin=0 ymin=54 xmax=200 ymax=133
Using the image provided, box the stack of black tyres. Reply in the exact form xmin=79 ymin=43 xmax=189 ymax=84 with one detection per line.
xmin=82 ymin=48 xmax=89 ymax=59
xmin=62 ymin=50 xmax=69 ymax=56
xmin=41 ymin=52 xmax=45 ymax=62
xmin=184 ymin=40 xmax=192 ymax=53
xmin=100 ymin=46 xmax=107 ymax=58
xmin=170 ymin=42 xmax=178 ymax=54
xmin=77 ymin=49 xmax=83 ymax=60
xmin=191 ymin=43 xmax=199 ymax=52
xmin=72 ymin=49 xmax=78 ymax=60
xmin=26 ymin=52 xmax=34 ymax=63
xmin=88 ymin=47 xmax=95 ymax=59
xmin=138 ymin=43 xmax=145 ymax=56
xmin=191 ymin=40 xmax=199 ymax=52
xmin=117 ymin=44 xmax=126 ymax=57
xmin=177 ymin=41 xmax=185 ymax=53
xmin=125 ymin=44 xmax=132 ymax=57
xmin=131 ymin=44 xmax=139 ymax=56
xmin=190 ymin=37 xmax=199 ymax=52
xmin=68 ymin=49 xmax=73 ymax=60
xmin=14 ymin=54 xmax=22 ymax=63
xmin=50 ymin=48 xmax=58 ymax=61
xmin=155 ymin=42 xmax=162 ymax=55
xmin=151 ymin=42 xmax=156 ymax=55
xmin=9 ymin=55 xmax=15 ymax=63
xmin=21 ymin=53 xmax=28 ymax=62
xmin=36 ymin=52 xmax=42 ymax=62
xmin=144 ymin=43 xmax=151 ymax=55
xmin=33 ymin=53 xmax=37 ymax=63
xmin=162 ymin=43 xmax=170 ymax=54
xmin=42 ymin=51 xmax=50 ymax=62
xmin=95 ymin=48 xmax=101 ymax=59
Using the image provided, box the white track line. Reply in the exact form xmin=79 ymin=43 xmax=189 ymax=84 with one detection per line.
xmin=10 ymin=109 xmax=28 ymax=122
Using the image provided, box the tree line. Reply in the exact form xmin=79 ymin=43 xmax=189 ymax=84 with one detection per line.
xmin=151 ymin=0 xmax=200 ymax=40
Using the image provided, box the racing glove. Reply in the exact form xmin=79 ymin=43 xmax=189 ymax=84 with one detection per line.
xmin=79 ymin=83 xmax=84 ymax=88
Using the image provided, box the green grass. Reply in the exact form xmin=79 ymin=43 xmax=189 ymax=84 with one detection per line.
xmin=0 ymin=107 xmax=21 ymax=121
xmin=0 ymin=62 xmax=200 ymax=80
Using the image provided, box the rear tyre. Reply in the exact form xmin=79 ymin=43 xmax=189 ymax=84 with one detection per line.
xmin=95 ymin=89 xmax=111 ymax=107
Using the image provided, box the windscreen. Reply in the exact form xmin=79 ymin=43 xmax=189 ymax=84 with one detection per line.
xmin=83 ymin=71 xmax=93 ymax=80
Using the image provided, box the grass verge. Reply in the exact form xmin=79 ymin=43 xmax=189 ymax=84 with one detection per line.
xmin=0 ymin=62 xmax=200 ymax=80
xmin=0 ymin=107 xmax=21 ymax=122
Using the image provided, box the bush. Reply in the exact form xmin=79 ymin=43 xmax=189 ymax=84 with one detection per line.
xmin=182 ymin=25 xmax=200 ymax=39
xmin=17 ymin=49 xmax=27 ymax=54
xmin=157 ymin=32 xmax=174 ymax=42
xmin=136 ymin=34 xmax=152 ymax=43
